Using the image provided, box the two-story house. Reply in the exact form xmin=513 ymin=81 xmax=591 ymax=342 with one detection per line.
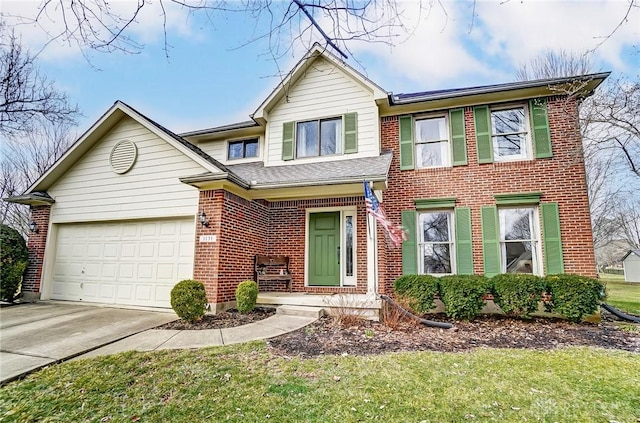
xmin=8 ymin=45 xmax=607 ymax=314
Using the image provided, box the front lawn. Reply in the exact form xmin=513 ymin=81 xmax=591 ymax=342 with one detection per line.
xmin=1 ymin=343 xmax=638 ymax=422
xmin=602 ymin=275 xmax=640 ymax=315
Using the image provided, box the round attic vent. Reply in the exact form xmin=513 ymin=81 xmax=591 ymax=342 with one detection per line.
xmin=110 ymin=140 xmax=137 ymax=174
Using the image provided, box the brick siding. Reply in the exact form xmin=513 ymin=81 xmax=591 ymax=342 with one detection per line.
xmin=378 ymin=95 xmax=596 ymax=294
xmin=23 ymin=205 xmax=52 ymax=295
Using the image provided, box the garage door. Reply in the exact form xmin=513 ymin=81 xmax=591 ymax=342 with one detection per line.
xmin=52 ymin=218 xmax=195 ymax=308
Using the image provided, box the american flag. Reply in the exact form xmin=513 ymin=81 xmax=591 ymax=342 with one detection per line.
xmin=363 ymin=181 xmax=407 ymax=248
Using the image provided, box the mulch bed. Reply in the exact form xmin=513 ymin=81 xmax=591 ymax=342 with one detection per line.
xmin=158 ymin=307 xmax=276 ymax=330
xmin=267 ymin=312 xmax=640 ymax=357
xmin=157 ymin=307 xmax=640 ymax=357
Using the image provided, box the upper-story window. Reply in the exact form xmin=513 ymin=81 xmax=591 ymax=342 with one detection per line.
xmin=228 ymin=138 xmax=259 ymax=160
xmin=415 ymin=115 xmax=450 ymax=168
xmin=297 ymin=117 xmax=342 ymax=158
xmin=491 ymin=105 xmax=530 ymax=161
xmin=475 ymin=98 xmax=552 ymax=164
xmin=282 ymin=113 xmax=358 ymax=161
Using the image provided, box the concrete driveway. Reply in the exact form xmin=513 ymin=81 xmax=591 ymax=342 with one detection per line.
xmin=0 ymin=302 xmax=177 ymax=384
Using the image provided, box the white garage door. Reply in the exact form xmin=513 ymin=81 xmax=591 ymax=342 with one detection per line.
xmin=52 ymin=218 xmax=195 ymax=308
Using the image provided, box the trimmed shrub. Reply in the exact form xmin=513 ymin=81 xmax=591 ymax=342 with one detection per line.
xmin=491 ymin=273 xmax=545 ymax=318
xmin=170 ymin=279 xmax=207 ymax=322
xmin=393 ymin=274 xmax=439 ymax=313
xmin=236 ymin=280 xmax=258 ymax=313
xmin=1 ymin=224 xmax=29 ymax=302
xmin=438 ymin=275 xmax=489 ymax=321
xmin=545 ymin=274 xmax=605 ymax=323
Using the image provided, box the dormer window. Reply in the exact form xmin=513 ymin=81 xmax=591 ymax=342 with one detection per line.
xmin=282 ymin=113 xmax=358 ymax=161
xmin=228 ymin=138 xmax=259 ymax=160
xmin=297 ymin=117 xmax=342 ymax=158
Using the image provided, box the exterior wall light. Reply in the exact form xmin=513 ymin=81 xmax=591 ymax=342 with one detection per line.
xmin=198 ymin=211 xmax=209 ymax=227
xmin=29 ymin=220 xmax=39 ymax=233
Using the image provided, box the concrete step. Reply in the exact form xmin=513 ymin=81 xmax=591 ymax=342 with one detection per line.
xmin=276 ymin=305 xmax=326 ymax=318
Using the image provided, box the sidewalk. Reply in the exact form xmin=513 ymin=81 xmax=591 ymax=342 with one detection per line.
xmin=77 ymin=314 xmax=317 ymax=359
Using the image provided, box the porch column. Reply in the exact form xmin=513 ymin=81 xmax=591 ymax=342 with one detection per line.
xmin=192 ymin=190 xmax=224 ymax=307
xmin=23 ymin=205 xmax=52 ymax=301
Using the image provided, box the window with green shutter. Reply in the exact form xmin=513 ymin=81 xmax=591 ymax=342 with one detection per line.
xmin=529 ymin=98 xmax=552 ymax=158
xmin=450 ymin=109 xmax=467 ymax=166
xmin=541 ymin=202 xmax=564 ymax=274
xmin=282 ymin=121 xmax=295 ymax=161
xmin=475 ymin=106 xmax=493 ymax=164
xmin=343 ymin=112 xmax=358 ymax=154
xmin=455 ymin=207 xmax=473 ymax=274
xmin=402 ymin=210 xmax=417 ymax=274
xmin=481 ymin=206 xmax=501 ymax=277
xmin=399 ymin=116 xmax=414 ymax=170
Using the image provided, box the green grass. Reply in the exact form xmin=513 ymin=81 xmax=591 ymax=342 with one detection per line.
xmin=1 ymin=342 xmax=639 ymax=422
xmin=601 ymin=275 xmax=640 ymax=316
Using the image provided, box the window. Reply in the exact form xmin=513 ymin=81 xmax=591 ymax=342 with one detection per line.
xmin=419 ymin=211 xmax=454 ymax=274
xmin=499 ymin=207 xmax=539 ymax=274
xmin=491 ymin=105 xmax=530 ymax=161
xmin=297 ymin=117 xmax=342 ymax=158
xmin=228 ymin=138 xmax=259 ymax=160
xmin=415 ymin=116 xmax=450 ymax=168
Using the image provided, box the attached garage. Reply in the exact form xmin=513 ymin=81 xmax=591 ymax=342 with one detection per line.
xmin=51 ymin=218 xmax=195 ymax=308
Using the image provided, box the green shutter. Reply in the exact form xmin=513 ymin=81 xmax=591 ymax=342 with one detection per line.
xmin=450 ymin=108 xmax=467 ymax=166
xmin=474 ymin=106 xmax=493 ymax=164
xmin=481 ymin=206 xmax=501 ymax=277
xmin=402 ymin=210 xmax=417 ymax=274
xmin=455 ymin=207 xmax=473 ymax=274
xmin=282 ymin=121 xmax=294 ymax=161
xmin=530 ymin=98 xmax=552 ymax=158
xmin=399 ymin=115 xmax=414 ymax=170
xmin=343 ymin=112 xmax=358 ymax=154
xmin=541 ymin=202 xmax=564 ymax=274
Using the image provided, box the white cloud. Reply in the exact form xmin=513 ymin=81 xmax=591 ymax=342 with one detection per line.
xmin=345 ymin=0 xmax=639 ymax=91
xmin=2 ymin=0 xmax=194 ymax=61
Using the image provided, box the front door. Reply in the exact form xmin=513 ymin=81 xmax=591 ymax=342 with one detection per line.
xmin=308 ymin=212 xmax=340 ymax=286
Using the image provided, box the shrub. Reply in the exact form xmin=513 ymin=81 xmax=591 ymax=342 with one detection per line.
xmin=236 ymin=280 xmax=258 ymax=313
xmin=438 ymin=275 xmax=489 ymax=321
xmin=170 ymin=279 xmax=207 ymax=322
xmin=545 ymin=274 xmax=605 ymax=323
xmin=1 ymin=224 xmax=29 ymax=302
xmin=490 ymin=273 xmax=545 ymax=318
xmin=393 ymin=274 xmax=439 ymax=313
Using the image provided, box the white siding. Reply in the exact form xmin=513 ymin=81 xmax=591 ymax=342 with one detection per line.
xmin=624 ymin=254 xmax=640 ymax=283
xmin=49 ymin=117 xmax=205 ymax=223
xmin=197 ymin=136 xmax=264 ymax=165
xmin=265 ymin=57 xmax=380 ymax=166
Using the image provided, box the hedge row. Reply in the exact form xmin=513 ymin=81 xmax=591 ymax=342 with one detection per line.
xmin=394 ymin=273 xmax=605 ymax=322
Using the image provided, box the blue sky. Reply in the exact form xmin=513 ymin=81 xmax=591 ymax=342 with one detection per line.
xmin=3 ymin=0 xmax=639 ymax=135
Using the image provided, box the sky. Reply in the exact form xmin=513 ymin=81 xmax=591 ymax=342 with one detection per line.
xmin=2 ymin=0 xmax=639 ymax=136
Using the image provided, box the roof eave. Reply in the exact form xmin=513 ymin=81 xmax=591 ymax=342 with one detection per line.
xmin=3 ymin=192 xmax=56 ymax=206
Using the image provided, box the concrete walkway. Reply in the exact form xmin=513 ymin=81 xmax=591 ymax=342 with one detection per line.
xmin=78 ymin=314 xmax=316 ymax=359
xmin=1 ymin=302 xmax=318 ymax=384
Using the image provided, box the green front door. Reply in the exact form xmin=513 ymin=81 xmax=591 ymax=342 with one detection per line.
xmin=309 ymin=212 xmax=340 ymax=286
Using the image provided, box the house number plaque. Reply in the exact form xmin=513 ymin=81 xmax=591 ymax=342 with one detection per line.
xmin=199 ymin=235 xmax=217 ymax=243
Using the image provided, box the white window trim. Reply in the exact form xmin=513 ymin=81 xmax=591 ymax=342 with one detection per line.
xmin=498 ymin=206 xmax=542 ymax=275
xmin=304 ymin=206 xmax=357 ymax=287
xmin=296 ymin=116 xmax=343 ymax=159
xmin=414 ymin=113 xmax=451 ymax=169
xmin=418 ymin=210 xmax=456 ymax=276
xmin=226 ymin=136 xmax=261 ymax=162
xmin=490 ymin=103 xmax=532 ymax=162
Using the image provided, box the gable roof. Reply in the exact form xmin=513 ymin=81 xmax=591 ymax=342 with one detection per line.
xmin=23 ymin=101 xmax=231 ymax=196
xmin=622 ymin=249 xmax=640 ymax=261
xmin=251 ymin=43 xmax=388 ymax=124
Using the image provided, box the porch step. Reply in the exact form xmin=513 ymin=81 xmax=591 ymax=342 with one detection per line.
xmin=276 ymin=305 xmax=326 ymax=318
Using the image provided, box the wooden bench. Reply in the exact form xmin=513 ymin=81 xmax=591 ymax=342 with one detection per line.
xmin=254 ymin=255 xmax=292 ymax=292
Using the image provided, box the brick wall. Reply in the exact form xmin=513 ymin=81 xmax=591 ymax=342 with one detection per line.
xmin=23 ymin=205 xmax=51 ymax=296
xmin=195 ymin=191 xmax=371 ymax=305
xmin=379 ymin=95 xmax=596 ymax=289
